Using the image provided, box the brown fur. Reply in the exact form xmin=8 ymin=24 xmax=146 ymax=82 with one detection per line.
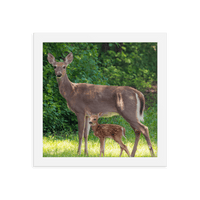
xmin=88 ymin=112 xmax=130 ymax=157
xmin=47 ymin=52 xmax=155 ymax=157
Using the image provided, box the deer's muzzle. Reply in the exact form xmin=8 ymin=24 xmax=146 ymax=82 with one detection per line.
xmin=56 ymin=72 xmax=62 ymax=77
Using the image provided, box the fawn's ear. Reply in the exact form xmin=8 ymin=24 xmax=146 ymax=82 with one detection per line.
xmin=98 ymin=112 xmax=103 ymax=118
xmin=64 ymin=52 xmax=73 ymax=65
xmin=47 ymin=53 xmax=56 ymax=65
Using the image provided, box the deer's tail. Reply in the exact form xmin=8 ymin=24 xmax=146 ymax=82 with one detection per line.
xmin=122 ymin=127 xmax=126 ymax=138
xmin=135 ymin=92 xmax=145 ymax=122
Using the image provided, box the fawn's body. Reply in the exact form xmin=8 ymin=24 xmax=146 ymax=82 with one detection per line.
xmin=88 ymin=113 xmax=131 ymax=157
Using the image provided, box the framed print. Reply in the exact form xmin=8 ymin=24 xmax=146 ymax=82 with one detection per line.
xmin=33 ymin=33 xmax=167 ymax=167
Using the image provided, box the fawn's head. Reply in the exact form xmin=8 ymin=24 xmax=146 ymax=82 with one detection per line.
xmin=87 ymin=112 xmax=103 ymax=126
xmin=47 ymin=52 xmax=73 ymax=78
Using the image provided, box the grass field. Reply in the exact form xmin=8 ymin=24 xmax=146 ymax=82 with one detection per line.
xmin=43 ymin=106 xmax=157 ymax=157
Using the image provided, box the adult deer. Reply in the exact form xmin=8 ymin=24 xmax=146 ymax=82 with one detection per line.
xmin=47 ymin=52 xmax=155 ymax=157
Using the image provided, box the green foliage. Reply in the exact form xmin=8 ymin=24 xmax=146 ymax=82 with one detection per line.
xmin=97 ymin=43 xmax=157 ymax=91
xmin=143 ymin=105 xmax=157 ymax=141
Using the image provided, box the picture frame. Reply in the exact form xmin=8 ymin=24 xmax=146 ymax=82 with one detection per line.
xmin=32 ymin=30 xmax=169 ymax=168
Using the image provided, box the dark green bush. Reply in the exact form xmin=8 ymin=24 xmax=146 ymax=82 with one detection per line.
xmin=97 ymin=43 xmax=157 ymax=108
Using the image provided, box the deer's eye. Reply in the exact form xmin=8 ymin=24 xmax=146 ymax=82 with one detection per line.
xmin=63 ymin=66 xmax=66 ymax=69
xmin=94 ymin=119 xmax=96 ymax=121
xmin=54 ymin=66 xmax=56 ymax=69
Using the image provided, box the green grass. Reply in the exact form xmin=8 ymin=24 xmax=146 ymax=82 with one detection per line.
xmin=43 ymin=106 xmax=157 ymax=157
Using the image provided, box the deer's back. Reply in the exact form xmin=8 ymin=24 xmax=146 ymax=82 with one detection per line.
xmin=66 ymin=82 xmax=144 ymax=115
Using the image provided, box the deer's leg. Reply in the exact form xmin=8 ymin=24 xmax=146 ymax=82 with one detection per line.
xmin=76 ymin=113 xmax=85 ymax=155
xmin=113 ymin=136 xmax=130 ymax=157
xmin=103 ymin=138 xmax=106 ymax=156
xmin=142 ymin=127 xmax=155 ymax=157
xmin=117 ymin=109 xmax=155 ymax=157
xmin=131 ymin=128 xmax=141 ymax=157
xmin=99 ymin=138 xmax=104 ymax=157
xmin=102 ymin=138 xmax=106 ymax=157
xmin=130 ymin=121 xmax=155 ymax=157
xmin=84 ymin=116 xmax=90 ymax=156
xmin=119 ymin=147 xmax=123 ymax=157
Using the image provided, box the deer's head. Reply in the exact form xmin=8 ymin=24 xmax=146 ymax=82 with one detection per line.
xmin=87 ymin=112 xmax=103 ymax=126
xmin=47 ymin=52 xmax=73 ymax=78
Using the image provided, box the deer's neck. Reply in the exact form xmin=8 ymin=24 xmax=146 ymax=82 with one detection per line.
xmin=57 ymin=74 xmax=73 ymax=100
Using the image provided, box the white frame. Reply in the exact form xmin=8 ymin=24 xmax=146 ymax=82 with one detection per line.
xmin=33 ymin=33 xmax=167 ymax=167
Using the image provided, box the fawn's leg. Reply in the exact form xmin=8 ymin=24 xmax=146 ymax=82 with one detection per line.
xmin=102 ymin=138 xmax=106 ymax=156
xmin=119 ymin=147 xmax=123 ymax=157
xmin=113 ymin=136 xmax=130 ymax=157
xmin=99 ymin=138 xmax=105 ymax=157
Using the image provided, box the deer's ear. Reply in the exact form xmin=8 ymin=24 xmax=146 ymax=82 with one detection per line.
xmin=47 ymin=53 xmax=56 ymax=65
xmin=64 ymin=52 xmax=73 ymax=65
xmin=98 ymin=112 xmax=103 ymax=118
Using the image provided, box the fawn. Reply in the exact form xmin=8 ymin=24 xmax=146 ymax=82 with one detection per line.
xmin=87 ymin=112 xmax=131 ymax=157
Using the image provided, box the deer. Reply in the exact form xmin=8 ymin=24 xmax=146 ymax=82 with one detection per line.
xmin=47 ymin=52 xmax=155 ymax=157
xmin=87 ymin=112 xmax=130 ymax=157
